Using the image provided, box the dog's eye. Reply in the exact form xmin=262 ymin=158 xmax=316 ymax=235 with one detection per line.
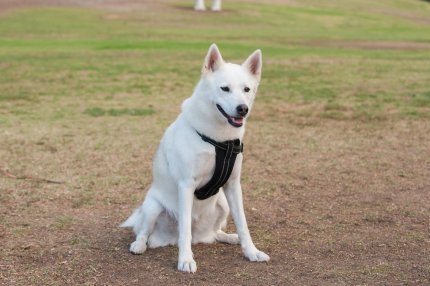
xmin=220 ymin=86 xmax=230 ymax=92
xmin=244 ymin=87 xmax=250 ymax=93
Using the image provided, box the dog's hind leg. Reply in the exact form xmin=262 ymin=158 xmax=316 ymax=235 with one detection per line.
xmin=216 ymin=230 xmax=239 ymax=244
xmin=147 ymin=212 xmax=178 ymax=248
xmin=214 ymin=192 xmax=239 ymax=244
xmin=129 ymin=195 xmax=163 ymax=254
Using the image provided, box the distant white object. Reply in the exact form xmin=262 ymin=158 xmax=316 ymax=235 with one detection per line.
xmin=194 ymin=0 xmax=222 ymax=11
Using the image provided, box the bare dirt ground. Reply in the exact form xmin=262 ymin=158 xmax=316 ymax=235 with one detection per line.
xmin=0 ymin=0 xmax=146 ymax=12
xmin=1 ymin=115 xmax=429 ymax=285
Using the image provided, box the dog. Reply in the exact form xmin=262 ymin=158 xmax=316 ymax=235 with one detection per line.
xmin=194 ymin=0 xmax=221 ymax=11
xmin=121 ymin=44 xmax=269 ymax=273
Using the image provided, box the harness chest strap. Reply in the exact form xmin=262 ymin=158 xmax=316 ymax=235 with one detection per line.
xmin=194 ymin=131 xmax=243 ymax=200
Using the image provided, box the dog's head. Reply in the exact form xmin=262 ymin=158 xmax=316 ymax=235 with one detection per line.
xmin=199 ymin=44 xmax=262 ymax=128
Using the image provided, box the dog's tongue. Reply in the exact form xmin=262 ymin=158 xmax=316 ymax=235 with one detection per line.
xmin=231 ymin=117 xmax=243 ymax=124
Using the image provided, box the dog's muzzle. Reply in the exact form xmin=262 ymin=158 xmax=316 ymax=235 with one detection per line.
xmin=216 ymin=104 xmax=245 ymax=127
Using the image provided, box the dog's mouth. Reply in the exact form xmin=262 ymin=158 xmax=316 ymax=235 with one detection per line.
xmin=216 ymin=104 xmax=244 ymax=128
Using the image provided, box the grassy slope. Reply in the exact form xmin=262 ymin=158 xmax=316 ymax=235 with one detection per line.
xmin=0 ymin=0 xmax=430 ymax=125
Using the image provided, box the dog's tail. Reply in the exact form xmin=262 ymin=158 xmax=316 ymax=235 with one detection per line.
xmin=120 ymin=207 xmax=141 ymax=229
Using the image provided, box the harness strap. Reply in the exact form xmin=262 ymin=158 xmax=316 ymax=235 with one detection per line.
xmin=194 ymin=132 xmax=243 ymax=200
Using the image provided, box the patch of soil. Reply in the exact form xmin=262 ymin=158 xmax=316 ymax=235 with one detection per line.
xmin=375 ymin=7 xmax=430 ymax=26
xmin=0 ymin=0 xmax=146 ymax=12
xmin=1 ymin=118 xmax=429 ymax=285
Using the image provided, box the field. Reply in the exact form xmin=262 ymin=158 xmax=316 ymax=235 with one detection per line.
xmin=1 ymin=0 xmax=430 ymax=284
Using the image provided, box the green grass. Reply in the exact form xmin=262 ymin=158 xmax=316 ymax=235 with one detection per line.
xmin=83 ymin=107 xmax=155 ymax=117
xmin=0 ymin=0 xmax=430 ymax=123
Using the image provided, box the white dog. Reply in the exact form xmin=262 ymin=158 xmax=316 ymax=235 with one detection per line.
xmin=121 ymin=44 xmax=269 ymax=273
xmin=194 ymin=0 xmax=221 ymax=11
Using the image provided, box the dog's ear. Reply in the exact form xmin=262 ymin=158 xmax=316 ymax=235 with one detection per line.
xmin=242 ymin=49 xmax=262 ymax=81
xmin=202 ymin=44 xmax=224 ymax=74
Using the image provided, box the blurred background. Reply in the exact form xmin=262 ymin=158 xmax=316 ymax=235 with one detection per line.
xmin=1 ymin=0 xmax=430 ymax=121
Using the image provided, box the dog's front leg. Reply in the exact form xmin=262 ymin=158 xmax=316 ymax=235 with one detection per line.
xmin=224 ymin=178 xmax=270 ymax=262
xmin=177 ymin=181 xmax=197 ymax=273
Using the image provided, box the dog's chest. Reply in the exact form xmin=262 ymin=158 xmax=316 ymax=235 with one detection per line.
xmin=194 ymin=149 xmax=217 ymax=190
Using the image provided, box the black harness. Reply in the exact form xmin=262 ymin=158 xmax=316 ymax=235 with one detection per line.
xmin=194 ymin=131 xmax=243 ymax=200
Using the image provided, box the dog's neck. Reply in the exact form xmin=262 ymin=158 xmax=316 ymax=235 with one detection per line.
xmin=181 ymin=94 xmax=245 ymax=142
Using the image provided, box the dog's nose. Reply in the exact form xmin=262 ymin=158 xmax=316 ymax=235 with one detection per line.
xmin=236 ymin=104 xmax=249 ymax=116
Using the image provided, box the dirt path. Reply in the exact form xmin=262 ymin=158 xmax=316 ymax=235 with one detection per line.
xmin=1 ymin=118 xmax=429 ymax=285
xmin=0 ymin=0 xmax=146 ymax=12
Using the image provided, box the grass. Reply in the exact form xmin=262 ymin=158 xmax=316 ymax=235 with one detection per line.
xmin=0 ymin=0 xmax=430 ymax=124
xmin=83 ymin=107 xmax=155 ymax=117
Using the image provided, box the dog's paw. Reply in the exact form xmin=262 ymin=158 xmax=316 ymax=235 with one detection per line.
xmin=129 ymin=240 xmax=147 ymax=254
xmin=244 ymin=248 xmax=270 ymax=262
xmin=225 ymin=233 xmax=240 ymax=244
xmin=178 ymin=259 xmax=197 ymax=273
xmin=216 ymin=231 xmax=240 ymax=244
